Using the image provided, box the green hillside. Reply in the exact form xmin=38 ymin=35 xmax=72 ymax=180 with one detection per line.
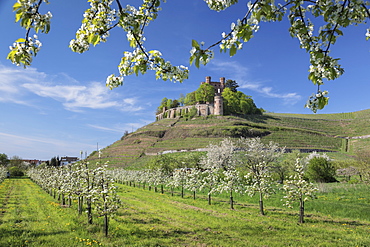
xmin=88 ymin=109 xmax=370 ymax=168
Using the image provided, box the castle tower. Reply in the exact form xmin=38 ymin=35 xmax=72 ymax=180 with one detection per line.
xmin=206 ymin=76 xmax=211 ymax=83
xmin=214 ymin=95 xmax=223 ymax=116
xmin=202 ymin=76 xmax=225 ymax=96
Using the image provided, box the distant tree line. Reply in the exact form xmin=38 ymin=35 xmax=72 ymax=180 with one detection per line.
xmin=0 ymin=153 xmax=65 ymax=177
xmin=156 ymin=79 xmax=263 ymax=116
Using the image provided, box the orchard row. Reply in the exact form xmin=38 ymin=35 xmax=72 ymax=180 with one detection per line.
xmin=27 ymin=162 xmax=120 ymax=236
xmin=109 ymin=138 xmax=319 ymax=223
xmin=0 ymin=138 xmax=328 ymax=227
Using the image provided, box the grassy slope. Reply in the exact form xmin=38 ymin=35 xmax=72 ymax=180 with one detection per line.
xmin=88 ymin=109 xmax=370 ymax=168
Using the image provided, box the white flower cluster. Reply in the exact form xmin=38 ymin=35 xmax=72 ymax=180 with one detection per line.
xmin=167 ymin=168 xmax=188 ymax=190
xmin=184 ymin=168 xmax=203 ymax=196
xmin=8 ymin=35 xmax=42 ymax=67
xmin=106 ymin=74 xmax=124 ymax=89
xmin=366 ymin=28 xmax=370 ymax=40
xmin=219 ymin=18 xmax=259 ymax=56
xmin=14 ymin=0 xmax=52 ymax=31
xmin=244 ymin=162 xmax=275 ymax=198
xmin=8 ymin=0 xmax=52 ymax=67
xmin=304 ymin=151 xmax=331 ymax=163
xmin=0 ymin=166 xmax=7 ymax=183
xmin=204 ymin=0 xmax=239 ymax=11
xmin=189 ymin=39 xmax=214 ymax=68
xmin=70 ymin=0 xmax=116 ymax=53
xmin=304 ymin=90 xmax=329 ymax=113
xmin=106 ymin=47 xmax=188 ymax=89
xmin=308 ymin=52 xmax=344 ymax=85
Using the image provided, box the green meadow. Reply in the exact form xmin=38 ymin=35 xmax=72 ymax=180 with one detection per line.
xmin=1 ymin=178 xmax=369 ymax=246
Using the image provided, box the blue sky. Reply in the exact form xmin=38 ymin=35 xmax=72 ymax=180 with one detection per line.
xmin=0 ymin=1 xmax=369 ymax=160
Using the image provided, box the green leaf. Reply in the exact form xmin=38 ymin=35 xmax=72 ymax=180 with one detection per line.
xmin=13 ymin=2 xmax=22 ymax=11
xmin=189 ymin=54 xmax=195 ymax=65
xmin=15 ymin=11 xmax=23 ymax=22
xmin=189 ymin=52 xmax=201 ymax=68
xmin=7 ymin=49 xmax=16 ymax=61
xmin=88 ymin=33 xmax=95 ymax=44
xmin=133 ymin=65 xmax=139 ymax=76
xmin=15 ymin=38 xmax=26 ymax=43
xmin=229 ymin=45 xmax=237 ymax=57
xmin=45 ymin=23 xmax=50 ymax=34
xmin=92 ymin=35 xmax=100 ymax=46
xmin=318 ymin=96 xmax=329 ymax=110
xmin=195 ymin=55 xmax=200 ymax=68
xmin=192 ymin=40 xmax=200 ymax=49
xmin=335 ymin=29 xmax=343 ymax=36
xmin=202 ymin=54 xmax=208 ymax=65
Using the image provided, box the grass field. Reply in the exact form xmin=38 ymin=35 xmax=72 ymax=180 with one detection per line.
xmin=1 ymin=178 xmax=370 ymax=246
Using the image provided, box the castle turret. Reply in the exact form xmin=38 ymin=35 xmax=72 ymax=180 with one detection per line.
xmin=220 ymin=77 xmax=225 ymax=87
xmin=214 ymin=95 xmax=223 ymax=116
xmin=206 ymin=76 xmax=211 ymax=83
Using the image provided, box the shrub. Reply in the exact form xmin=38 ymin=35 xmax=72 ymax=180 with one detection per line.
xmin=306 ymin=157 xmax=337 ymax=183
xmin=8 ymin=166 xmax=25 ymax=177
xmin=188 ymin=107 xmax=197 ymax=118
xmin=348 ymin=179 xmax=359 ymax=184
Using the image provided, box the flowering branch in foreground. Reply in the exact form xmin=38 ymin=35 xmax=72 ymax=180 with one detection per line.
xmin=8 ymin=0 xmax=370 ymax=111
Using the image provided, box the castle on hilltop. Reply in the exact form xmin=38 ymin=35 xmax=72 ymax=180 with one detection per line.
xmin=156 ymin=76 xmax=225 ymax=120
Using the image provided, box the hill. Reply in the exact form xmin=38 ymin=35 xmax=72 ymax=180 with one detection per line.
xmin=88 ymin=109 xmax=370 ymax=168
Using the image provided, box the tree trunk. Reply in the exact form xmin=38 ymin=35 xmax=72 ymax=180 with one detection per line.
xmin=78 ymin=196 xmax=83 ymax=215
xmin=87 ymin=199 xmax=93 ymax=224
xmin=208 ymin=193 xmax=212 ymax=205
xmin=193 ymin=191 xmax=196 ymax=200
xmin=104 ymin=214 xmax=109 ymax=237
xmin=181 ymin=186 xmax=184 ymax=198
xmin=259 ymin=192 xmax=264 ymax=215
xmin=161 ymin=185 xmax=164 ymax=194
xmin=230 ymin=190 xmax=234 ymax=210
xmin=299 ymin=197 xmax=305 ymax=223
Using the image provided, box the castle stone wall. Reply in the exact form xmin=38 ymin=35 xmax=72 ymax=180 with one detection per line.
xmin=156 ymin=103 xmax=219 ymax=120
xmin=156 ymin=76 xmax=225 ymax=121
